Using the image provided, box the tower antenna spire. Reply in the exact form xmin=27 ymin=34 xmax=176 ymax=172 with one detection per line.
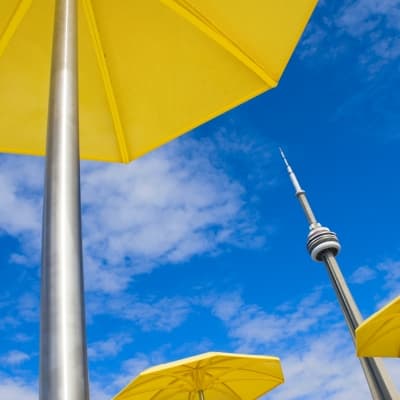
xmin=280 ymin=148 xmax=398 ymax=400
xmin=279 ymin=148 xmax=318 ymax=228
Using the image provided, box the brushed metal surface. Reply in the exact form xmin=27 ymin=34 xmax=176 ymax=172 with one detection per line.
xmin=40 ymin=0 xmax=89 ymax=399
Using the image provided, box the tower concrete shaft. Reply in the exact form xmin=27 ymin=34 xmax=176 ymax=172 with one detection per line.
xmin=280 ymin=149 xmax=399 ymax=400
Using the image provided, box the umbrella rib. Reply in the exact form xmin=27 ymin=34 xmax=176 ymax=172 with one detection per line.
xmin=201 ymin=362 xmax=283 ymax=395
xmin=358 ymin=314 xmax=400 ymax=353
xmin=206 ymin=372 xmax=281 ymax=400
xmin=160 ymin=0 xmax=277 ymax=88
xmin=202 ymin=357 xmax=282 ymax=382
xmin=0 ymin=0 xmax=32 ymax=59
xmin=120 ymin=372 xmax=194 ymax=395
xmin=82 ymin=0 xmax=130 ymax=163
xmin=147 ymin=377 xmax=188 ymax=400
xmin=199 ymin=369 xmax=244 ymax=400
xmin=216 ymin=382 xmax=242 ymax=400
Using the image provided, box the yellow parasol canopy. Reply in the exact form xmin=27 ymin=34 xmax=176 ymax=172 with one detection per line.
xmin=1 ymin=0 xmax=317 ymax=163
xmin=356 ymin=296 xmax=400 ymax=358
xmin=113 ymin=352 xmax=284 ymax=400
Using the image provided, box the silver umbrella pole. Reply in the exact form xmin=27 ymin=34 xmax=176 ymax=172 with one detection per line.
xmin=40 ymin=0 xmax=89 ymax=399
xmin=280 ymin=149 xmax=398 ymax=399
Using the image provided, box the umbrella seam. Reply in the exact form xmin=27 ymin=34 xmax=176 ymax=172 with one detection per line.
xmin=201 ymin=366 xmax=282 ymax=392
xmin=357 ymin=314 xmax=400 ymax=355
xmin=160 ymin=0 xmax=277 ymax=88
xmin=124 ymin=372 xmax=196 ymax=394
xmin=214 ymin=383 xmax=242 ymax=400
xmin=147 ymin=377 xmax=189 ymax=400
xmin=0 ymin=0 xmax=33 ymax=59
xmin=81 ymin=0 xmax=130 ymax=163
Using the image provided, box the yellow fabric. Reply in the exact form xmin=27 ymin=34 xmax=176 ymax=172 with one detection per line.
xmin=0 ymin=0 xmax=317 ymax=163
xmin=113 ymin=352 xmax=284 ymax=400
xmin=356 ymin=296 xmax=400 ymax=358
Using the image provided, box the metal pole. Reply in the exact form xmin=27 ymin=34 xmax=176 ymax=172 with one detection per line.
xmin=198 ymin=390 xmax=205 ymax=400
xmin=40 ymin=0 xmax=89 ymax=399
xmin=323 ymin=252 xmax=398 ymax=399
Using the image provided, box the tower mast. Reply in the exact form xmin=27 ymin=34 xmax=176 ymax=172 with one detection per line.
xmin=280 ymin=149 xmax=398 ymax=399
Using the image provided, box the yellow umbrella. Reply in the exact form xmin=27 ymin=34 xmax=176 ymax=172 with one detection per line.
xmin=1 ymin=1 xmax=317 ymax=399
xmin=1 ymin=0 xmax=316 ymax=162
xmin=356 ymin=296 xmax=400 ymax=358
xmin=113 ymin=352 xmax=284 ymax=400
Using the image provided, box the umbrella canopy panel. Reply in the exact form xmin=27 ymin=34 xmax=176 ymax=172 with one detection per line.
xmin=0 ymin=0 xmax=317 ymax=163
xmin=356 ymin=296 xmax=400 ymax=358
xmin=113 ymin=352 xmax=284 ymax=400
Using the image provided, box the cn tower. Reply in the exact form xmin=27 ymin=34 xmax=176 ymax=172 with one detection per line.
xmin=280 ymin=149 xmax=398 ymax=399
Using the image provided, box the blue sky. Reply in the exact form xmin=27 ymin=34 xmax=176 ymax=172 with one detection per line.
xmin=1 ymin=1 xmax=400 ymax=399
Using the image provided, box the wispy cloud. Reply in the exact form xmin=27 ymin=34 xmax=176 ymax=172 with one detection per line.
xmin=349 ymin=258 xmax=400 ymax=306
xmin=205 ymin=289 xmax=337 ymax=353
xmin=0 ymin=156 xmax=43 ymax=263
xmin=81 ymin=136 xmax=267 ymax=293
xmin=349 ymin=265 xmax=377 ymax=284
xmin=0 ymin=292 xmax=40 ymax=332
xmin=17 ymin=293 xmax=39 ymax=322
xmin=88 ymin=294 xmax=191 ymax=332
xmin=204 ymin=289 xmax=400 ymax=399
xmin=299 ymin=0 xmax=400 ymax=74
xmin=0 ymin=130 xmax=269 ymax=295
xmin=270 ymin=330 xmax=370 ymax=400
xmin=88 ymin=334 xmax=133 ymax=361
xmin=0 ymin=376 xmax=36 ymax=400
xmin=377 ymin=260 xmax=400 ymax=303
xmin=90 ymin=350 xmax=166 ymax=400
xmin=336 ymin=0 xmax=400 ymax=37
xmin=0 ymin=350 xmax=30 ymax=366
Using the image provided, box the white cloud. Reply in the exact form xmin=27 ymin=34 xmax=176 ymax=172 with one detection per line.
xmin=205 ymin=290 xmax=400 ymax=399
xmin=91 ymin=351 xmax=165 ymax=400
xmin=88 ymin=334 xmax=133 ymax=360
xmin=336 ymin=0 xmax=400 ymax=37
xmin=90 ymin=384 xmax=110 ymax=400
xmin=207 ymin=289 xmax=336 ymax=353
xmin=347 ymin=258 xmax=400 ymax=306
xmin=89 ymin=294 xmax=191 ymax=332
xmin=298 ymin=24 xmax=328 ymax=59
xmin=172 ymin=338 xmax=214 ymax=356
xmin=0 ymin=350 xmax=30 ymax=366
xmin=0 ymin=292 xmax=40 ymax=334
xmin=270 ymin=329 xmax=400 ymax=399
xmin=0 ymin=156 xmax=43 ymax=262
xmin=337 ymin=0 xmax=400 ymax=71
xmin=116 ymin=355 xmax=152 ymax=384
xmin=299 ymin=0 xmax=400 ymax=73
xmin=269 ymin=330 xmax=370 ymax=400
xmin=18 ymin=293 xmax=39 ymax=322
xmin=12 ymin=333 xmax=32 ymax=343
xmin=377 ymin=260 xmax=400 ymax=304
xmin=0 ymin=132 xmax=268 ymax=293
xmin=81 ymin=138 xmax=264 ymax=293
xmin=349 ymin=265 xmax=377 ymax=284
xmin=0 ymin=377 xmax=36 ymax=400
xmin=204 ymin=291 xmax=244 ymax=322
xmin=0 ymin=315 xmax=19 ymax=330
xmin=9 ymin=253 xmax=31 ymax=266
xmin=0 ymin=156 xmax=42 ymax=236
